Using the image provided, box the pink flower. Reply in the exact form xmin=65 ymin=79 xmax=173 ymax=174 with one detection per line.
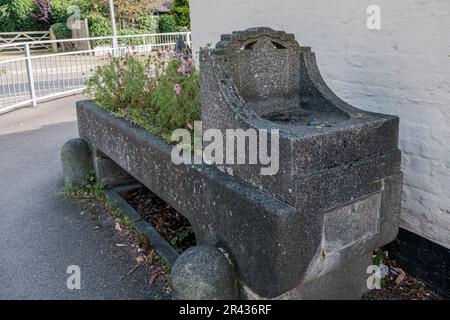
xmin=187 ymin=123 xmax=193 ymax=130
xmin=174 ymin=84 xmax=182 ymax=95
xmin=177 ymin=65 xmax=187 ymax=74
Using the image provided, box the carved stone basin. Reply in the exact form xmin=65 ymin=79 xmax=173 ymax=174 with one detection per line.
xmin=199 ymin=28 xmax=403 ymax=299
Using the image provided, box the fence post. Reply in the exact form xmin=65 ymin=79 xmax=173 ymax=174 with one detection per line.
xmin=108 ymin=0 xmax=119 ymax=57
xmin=49 ymin=28 xmax=58 ymax=53
xmin=24 ymin=44 xmax=37 ymax=107
xmin=186 ymin=32 xmax=191 ymax=47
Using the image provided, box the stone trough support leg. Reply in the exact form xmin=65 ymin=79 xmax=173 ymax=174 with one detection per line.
xmin=61 ymin=138 xmax=93 ymax=188
xmin=92 ymin=149 xmax=135 ymax=187
xmin=282 ymin=254 xmax=372 ymax=300
xmin=171 ymin=246 xmax=240 ymax=300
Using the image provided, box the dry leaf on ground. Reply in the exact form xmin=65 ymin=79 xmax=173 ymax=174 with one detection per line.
xmin=393 ymin=267 xmax=407 ymax=285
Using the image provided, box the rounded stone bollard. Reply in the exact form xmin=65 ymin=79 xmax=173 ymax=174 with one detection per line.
xmin=61 ymin=138 xmax=93 ymax=188
xmin=171 ymin=245 xmax=239 ymax=300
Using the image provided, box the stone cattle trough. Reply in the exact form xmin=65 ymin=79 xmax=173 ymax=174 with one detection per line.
xmin=69 ymin=28 xmax=403 ymax=299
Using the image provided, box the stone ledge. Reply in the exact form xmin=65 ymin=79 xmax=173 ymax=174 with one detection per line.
xmin=104 ymin=185 xmax=180 ymax=267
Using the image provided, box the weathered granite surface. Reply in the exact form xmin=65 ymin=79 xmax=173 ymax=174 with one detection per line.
xmin=76 ymin=100 xmax=297 ymax=298
xmin=199 ymin=28 xmax=403 ymax=297
xmin=171 ymin=245 xmax=239 ymax=300
xmin=61 ymin=138 xmax=93 ymax=187
xmin=75 ymin=28 xmax=403 ymax=299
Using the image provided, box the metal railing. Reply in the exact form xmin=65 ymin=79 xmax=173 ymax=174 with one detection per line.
xmin=0 ymin=32 xmax=191 ymax=114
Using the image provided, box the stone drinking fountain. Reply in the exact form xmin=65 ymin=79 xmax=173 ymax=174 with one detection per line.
xmin=196 ymin=28 xmax=403 ymax=299
xmin=67 ymin=28 xmax=402 ymax=300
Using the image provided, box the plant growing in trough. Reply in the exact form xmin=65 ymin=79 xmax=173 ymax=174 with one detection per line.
xmin=86 ymin=50 xmax=201 ymax=143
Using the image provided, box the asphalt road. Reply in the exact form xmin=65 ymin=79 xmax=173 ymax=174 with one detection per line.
xmin=0 ymin=96 xmax=165 ymax=299
xmin=0 ymin=77 xmax=85 ymax=95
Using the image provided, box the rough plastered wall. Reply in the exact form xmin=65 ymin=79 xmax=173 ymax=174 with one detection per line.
xmin=190 ymin=0 xmax=450 ymax=248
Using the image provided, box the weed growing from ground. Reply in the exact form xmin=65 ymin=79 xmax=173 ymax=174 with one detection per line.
xmin=64 ymin=170 xmax=105 ymax=199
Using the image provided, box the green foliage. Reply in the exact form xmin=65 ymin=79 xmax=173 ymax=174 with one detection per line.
xmin=155 ymin=255 xmax=171 ymax=274
xmin=85 ymin=170 xmax=105 ymax=197
xmin=152 ymin=52 xmax=200 ymax=138
xmin=0 ymin=0 xmax=36 ymax=32
xmin=372 ymin=249 xmax=387 ymax=266
xmin=0 ymin=0 xmax=162 ymax=33
xmin=170 ymin=227 xmax=193 ymax=250
xmin=87 ymin=14 xmax=158 ymax=46
xmin=50 ymin=22 xmax=70 ymax=39
xmin=158 ymin=14 xmax=179 ymax=33
xmin=87 ymin=51 xmax=200 ymax=143
xmin=51 ymin=0 xmax=73 ymax=23
xmin=117 ymin=28 xmax=158 ymax=45
xmin=0 ymin=0 xmax=104 ymax=32
xmin=120 ymin=215 xmax=134 ymax=230
xmin=135 ymin=14 xmax=159 ymax=34
xmin=171 ymin=0 xmax=190 ymax=29
xmin=104 ymin=198 xmax=121 ymax=217
xmin=85 ymin=13 xmax=112 ymax=46
xmin=51 ymin=0 xmax=104 ymax=23
xmin=136 ymin=233 xmax=150 ymax=251
xmin=64 ymin=170 xmax=105 ymax=199
xmin=86 ymin=13 xmax=111 ymax=37
xmin=86 ymin=55 xmax=155 ymax=114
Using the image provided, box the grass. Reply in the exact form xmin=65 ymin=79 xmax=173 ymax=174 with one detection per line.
xmin=64 ymin=170 xmax=105 ymax=200
xmin=155 ymin=255 xmax=172 ymax=274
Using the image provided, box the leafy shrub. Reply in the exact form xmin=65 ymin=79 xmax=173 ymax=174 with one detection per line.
xmin=85 ymin=13 xmax=111 ymax=46
xmin=117 ymin=28 xmax=157 ymax=45
xmin=117 ymin=28 xmax=141 ymax=45
xmin=171 ymin=0 xmax=190 ymax=29
xmin=135 ymin=15 xmax=159 ymax=34
xmin=50 ymin=0 xmax=71 ymax=23
xmin=88 ymin=14 xmax=164 ymax=47
xmin=50 ymin=22 xmax=70 ymax=39
xmin=158 ymin=15 xmax=179 ymax=33
xmin=87 ymin=51 xmax=200 ymax=142
xmin=0 ymin=0 xmax=36 ymax=32
xmin=51 ymin=0 xmax=103 ymax=24
xmin=86 ymin=13 xmax=111 ymax=37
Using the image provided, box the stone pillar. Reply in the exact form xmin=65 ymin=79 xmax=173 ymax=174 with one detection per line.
xmin=72 ymin=18 xmax=91 ymax=51
xmin=92 ymin=149 xmax=135 ymax=187
xmin=61 ymin=138 xmax=93 ymax=188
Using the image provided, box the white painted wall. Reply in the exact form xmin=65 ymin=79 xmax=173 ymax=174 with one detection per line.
xmin=190 ymin=0 xmax=450 ymax=248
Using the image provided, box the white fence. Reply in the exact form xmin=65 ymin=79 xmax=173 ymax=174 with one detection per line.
xmin=0 ymin=32 xmax=191 ymax=114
